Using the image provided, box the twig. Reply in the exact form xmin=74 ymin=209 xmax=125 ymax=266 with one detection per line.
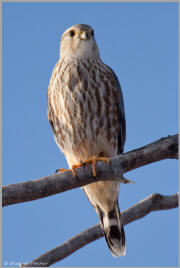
xmin=3 ymin=134 xmax=178 ymax=207
xmin=21 ymin=192 xmax=178 ymax=267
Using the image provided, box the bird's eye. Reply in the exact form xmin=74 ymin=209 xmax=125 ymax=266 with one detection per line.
xmin=91 ymin=30 xmax=94 ymax=37
xmin=69 ymin=30 xmax=75 ymax=37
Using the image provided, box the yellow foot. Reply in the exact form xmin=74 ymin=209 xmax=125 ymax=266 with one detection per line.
xmin=71 ymin=163 xmax=84 ymax=176
xmin=85 ymin=156 xmax=110 ymax=176
xmin=72 ymin=157 xmax=110 ymax=177
xmin=55 ymin=168 xmax=69 ymax=173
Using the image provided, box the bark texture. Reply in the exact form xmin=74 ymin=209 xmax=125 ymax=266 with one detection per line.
xmin=3 ymin=134 xmax=178 ymax=207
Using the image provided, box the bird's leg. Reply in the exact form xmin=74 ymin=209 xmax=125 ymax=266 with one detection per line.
xmin=71 ymin=157 xmax=110 ymax=177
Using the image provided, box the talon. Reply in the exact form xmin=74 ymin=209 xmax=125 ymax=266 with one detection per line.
xmin=72 ymin=163 xmax=83 ymax=176
xmin=71 ymin=161 xmax=90 ymax=176
xmin=84 ymin=156 xmax=110 ymax=177
xmin=71 ymin=157 xmax=110 ymax=177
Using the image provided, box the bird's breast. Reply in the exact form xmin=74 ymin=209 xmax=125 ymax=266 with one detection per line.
xmin=48 ymin=58 xmax=119 ymax=165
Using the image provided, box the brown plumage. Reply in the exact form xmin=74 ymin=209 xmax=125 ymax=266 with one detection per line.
xmin=47 ymin=24 xmax=126 ymax=257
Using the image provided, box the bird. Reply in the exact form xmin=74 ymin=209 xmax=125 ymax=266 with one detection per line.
xmin=47 ymin=24 xmax=126 ymax=257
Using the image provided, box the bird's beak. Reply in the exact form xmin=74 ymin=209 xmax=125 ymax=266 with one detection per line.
xmin=80 ymin=31 xmax=89 ymax=40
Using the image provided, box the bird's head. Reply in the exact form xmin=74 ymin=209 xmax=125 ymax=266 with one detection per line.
xmin=60 ymin=24 xmax=99 ymax=60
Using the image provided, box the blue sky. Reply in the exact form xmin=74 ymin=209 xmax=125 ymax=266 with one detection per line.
xmin=2 ymin=2 xmax=178 ymax=267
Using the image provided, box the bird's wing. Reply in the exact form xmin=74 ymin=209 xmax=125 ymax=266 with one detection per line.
xmin=107 ymin=66 xmax=126 ymax=153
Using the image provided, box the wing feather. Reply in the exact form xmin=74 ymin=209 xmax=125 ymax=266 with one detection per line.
xmin=106 ymin=66 xmax=126 ymax=153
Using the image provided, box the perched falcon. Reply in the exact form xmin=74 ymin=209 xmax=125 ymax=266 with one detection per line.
xmin=47 ymin=24 xmax=126 ymax=257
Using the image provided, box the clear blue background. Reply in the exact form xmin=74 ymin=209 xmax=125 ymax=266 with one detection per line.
xmin=2 ymin=2 xmax=178 ymax=267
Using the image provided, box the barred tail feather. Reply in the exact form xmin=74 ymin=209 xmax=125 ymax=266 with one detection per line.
xmin=104 ymin=221 xmax=126 ymax=257
xmin=97 ymin=201 xmax=126 ymax=257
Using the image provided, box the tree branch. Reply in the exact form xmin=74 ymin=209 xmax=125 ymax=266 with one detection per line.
xmin=3 ymin=134 xmax=178 ymax=207
xmin=21 ymin=192 xmax=178 ymax=267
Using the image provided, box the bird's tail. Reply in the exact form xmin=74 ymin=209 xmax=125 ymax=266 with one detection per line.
xmin=97 ymin=201 xmax=126 ymax=257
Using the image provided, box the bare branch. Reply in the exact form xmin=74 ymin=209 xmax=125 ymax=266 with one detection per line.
xmin=21 ymin=192 xmax=178 ymax=267
xmin=3 ymin=134 xmax=178 ymax=207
